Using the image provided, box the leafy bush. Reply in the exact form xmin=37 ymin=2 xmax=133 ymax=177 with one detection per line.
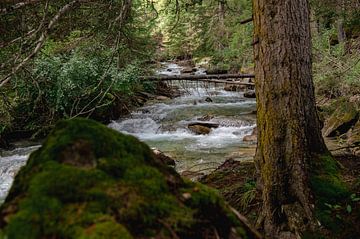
xmin=313 ymin=28 xmax=360 ymax=97
xmin=13 ymin=50 xmax=146 ymax=131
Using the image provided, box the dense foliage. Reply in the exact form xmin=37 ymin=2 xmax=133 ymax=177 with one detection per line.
xmin=0 ymin=0 xmax=359 ymax=141
xmin=0 ymin=0 xmax=158 ymax=139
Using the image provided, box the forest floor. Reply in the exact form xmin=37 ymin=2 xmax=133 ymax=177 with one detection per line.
xmin=201 ymin=151 xmax=360 ymax=238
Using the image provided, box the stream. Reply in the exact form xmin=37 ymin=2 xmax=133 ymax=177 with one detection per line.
xmin=0 ymin=62 xmax=257 ymax=203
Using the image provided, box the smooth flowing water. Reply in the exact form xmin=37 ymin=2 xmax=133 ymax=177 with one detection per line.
xmin=0 ymin=62 xmax=256 ymax=203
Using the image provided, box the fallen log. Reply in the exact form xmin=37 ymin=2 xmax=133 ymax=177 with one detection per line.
xmin=140 ymin=74 xmax=255 ymax=86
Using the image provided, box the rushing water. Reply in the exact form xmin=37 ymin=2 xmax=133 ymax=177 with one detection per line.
xmin=0 ymin=145 xmax=40 ymax=203
xmin=0 ymin=62 xmax=256 ymax=203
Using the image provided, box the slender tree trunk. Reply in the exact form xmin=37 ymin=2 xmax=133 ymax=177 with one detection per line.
xmin=217 ymin=0 xmax=226 ymax=50
xmin=336 ymin=0 xmax=346 ymax=43
xmin=252 ymin=0 xmax=328 ymax=238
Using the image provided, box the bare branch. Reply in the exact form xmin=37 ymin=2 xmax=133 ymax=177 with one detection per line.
xmin=1 ymin=0 xmax=41 ymax=15
xmin=0 ymin=0 xmax=81 ymax=88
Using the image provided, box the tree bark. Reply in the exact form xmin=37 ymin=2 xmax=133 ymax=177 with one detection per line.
xmin=252 ymin=0 xmax=328 ymax=238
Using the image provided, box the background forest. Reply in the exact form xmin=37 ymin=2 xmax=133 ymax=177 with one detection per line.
xmin=0 ymin=0 xmax=359 ymax=142
xmin=1 ymin=0 xmax=360 ymax=238
xmin=0 ymin=0 xmax=359 ymax=143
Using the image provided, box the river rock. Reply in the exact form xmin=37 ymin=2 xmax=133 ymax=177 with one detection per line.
xmin=243 ymin=127 xmax=257 ymax=143
xmin=152 ymin=148 xmax=176 ymax=167
xmin=244 ymin=90 xmax=256 ymax=98
xmin=205 ymin=97 xmax=213 ymax=102
xmin=188 ymin=122 xmax=219 ymax=135
xmin=323 ymin=100 xmax=359 ymax=137
xmin=156 ymin=95 xmax=170 ymax=100
xmin=0 ymin=118 xmax=259 ymax=239
xmin=188 ymin=125 xmax=212 ymax=134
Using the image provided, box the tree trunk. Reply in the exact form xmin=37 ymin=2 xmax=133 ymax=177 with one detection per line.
xmin=252 ymin=0 xmax=328 ymax=238
xmin=336 ymin=0 xmax=346 ymax=43
xmin=217 ymin=0 xmax=226 ymax=50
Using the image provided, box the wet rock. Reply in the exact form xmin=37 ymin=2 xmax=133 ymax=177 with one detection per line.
xmin=188 ymin=122 xmax=220 ymax=128
xmin=323 ymin=101 xmax=359 ymax=137
xmin=205 ymin=97 xmax=213 ymax=103
xmin=244 ymin=90 xmax=256 ymax=98
xmin=188 ymin=125 xmax=212 ymax=135
xmin=188 ymin=122 xmax=219 ymax=135
xmin=152 ymin=148 xmax=176 ymax=167
xmin=156 ymin=95 xmax=170 ymax=101
xmin=243 ymin=127 xmax=257 ymax=143
xmin=0 ymin=118 xmax=260 ymax=239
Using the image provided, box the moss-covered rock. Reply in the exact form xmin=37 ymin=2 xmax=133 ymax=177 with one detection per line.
xmin=323 ymin=100 xmax=359 ymax=137
xmin=0 ymin=118 xmax=259 ymax=239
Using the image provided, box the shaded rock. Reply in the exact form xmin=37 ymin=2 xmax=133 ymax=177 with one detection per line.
xmin=152 ymin=148 xmax=176 ymax=167
xmin=323 ymin=101 xmax=359 ymax=137
xmin=188 ymin=122 xmax=219 ymax=135
xmin=205 ymin=97 xmax=213 ymax=103
xmin=0 ymin=118 xmax=260 ymax=239
xmin=206 ymin=68 xmax=228 ymax=75
xmin=188 ymin=122 xmax=219 ymax=128
xmin=244 ymin=90 xmax=256 ymax=98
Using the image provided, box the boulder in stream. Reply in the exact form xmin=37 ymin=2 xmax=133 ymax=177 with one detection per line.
xmin=188 ymin=121 xmax=220 ymax=135
xmin=0 ymin=118 xmax=260 ymax=239
xmin=152 ymin=147 xmax=176 ymax=167
xmin=243 ymin=90 xmax=256 ymax=98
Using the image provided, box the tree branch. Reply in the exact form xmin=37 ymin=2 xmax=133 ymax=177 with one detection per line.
xmin=1 ymin=0 xmax=41 ymax=15
xmin=0 ymin=0 xmax=81 ymax=88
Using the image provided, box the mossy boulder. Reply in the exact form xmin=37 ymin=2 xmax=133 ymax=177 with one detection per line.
xmin=323 ymin=100 xmax=359 ymax=137
xmin=0 ymin=118 xmax=258 ymax=239
xmin=348 ymin=120 xmax=360 ymax=145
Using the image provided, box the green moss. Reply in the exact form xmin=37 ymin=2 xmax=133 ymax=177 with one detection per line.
xmin=310 ymin=154 xmax=350 ymax=231
xmin=78 ymin=221 xmax=133 ymax=239
xmin=0 ymin=118 xmax=251 ymax=238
